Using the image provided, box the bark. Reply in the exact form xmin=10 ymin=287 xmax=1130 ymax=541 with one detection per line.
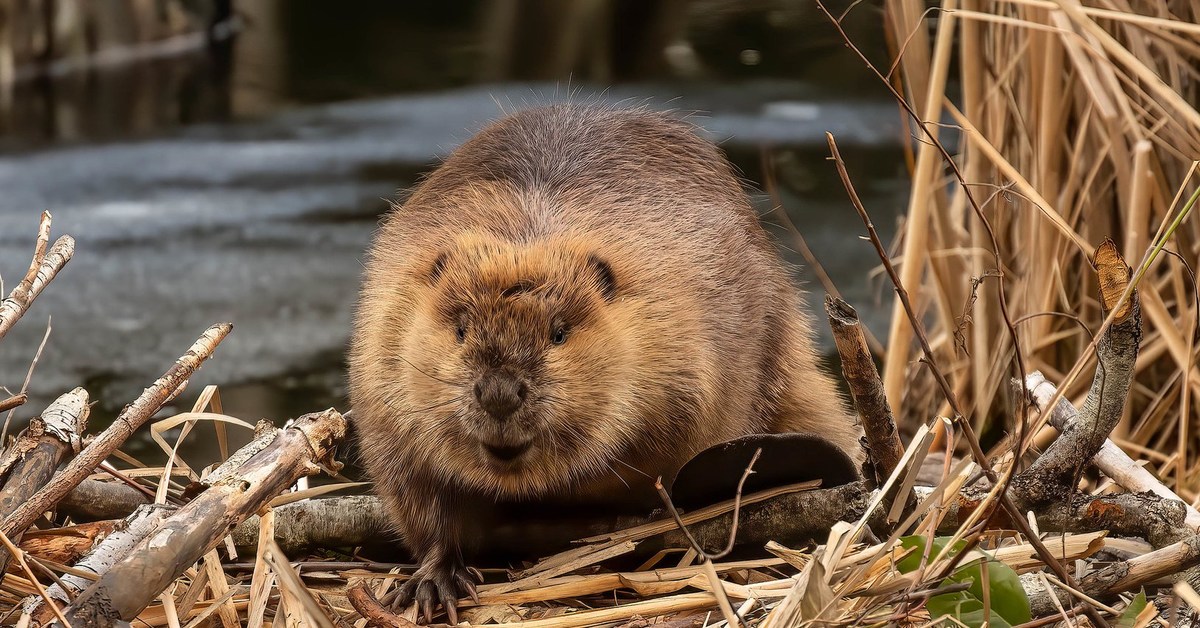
xmin=825 ymin=296 xmax=904 ymax=483
xmin=0 ymin=212 xmax=74 ymax=341
xmin=1026 ymin=533 xmax=1200 ymax=616
xmin=15 ymin=520 xmax=119 ymax=571
xmin=1018 ymin=240 xmax=1141 ymax=493
xmin=1024 ymin=371 xmax=1200 ymax=531
xmin=58 ymin=480 xmax=151 ymax=523
xmin=0 ymin=388 xmax=89 ymax=574
xmin=60 ymin=408 xmax=347 ymax=626
xmin=24 ymin=505 xmax=175 ymax=626
xmin=0 ymin=323 xmax=232 ymax=541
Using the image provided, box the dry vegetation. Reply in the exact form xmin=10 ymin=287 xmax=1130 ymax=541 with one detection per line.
xmin=0 ymin=0 xmax=1198 ymax=625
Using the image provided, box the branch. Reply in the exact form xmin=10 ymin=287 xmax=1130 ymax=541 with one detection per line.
xmin=0 ymin=213 xmax=74 ymax=341
xmin=60 ymin=408 xmax=347 ymax=625
xmin=22 ymin=505 xmax=175 ymax=626
xmin=825 ymin=296 xmax=904 ymax=483
xmin=0 ymin=388 xmax=89 ymax=573
xmin=1023 ymin=371 xmax=1200 ymax=531
xmin=1019 ymin=241 xmax=1141 ymax=492
xmin=1 ymin=323 xmax=232 ymax=540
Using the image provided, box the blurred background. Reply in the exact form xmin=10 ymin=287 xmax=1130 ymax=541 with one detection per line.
xmin=0 ymin=0 xmax=909 ymax=460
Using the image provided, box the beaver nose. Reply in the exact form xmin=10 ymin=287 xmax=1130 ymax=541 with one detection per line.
xmin=474 ymin=372 xmax=527 ymax=420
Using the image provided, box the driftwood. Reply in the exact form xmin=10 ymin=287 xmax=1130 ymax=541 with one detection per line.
xmin=55 ymin=408 xmax=346 ymax=626
xmin=0 ymin=388 xmax=89 ymax=574
xmin=0 ymin=323 xmax=232 ymax=543
xmin=0 ymin=212 xmax=75 ymax=341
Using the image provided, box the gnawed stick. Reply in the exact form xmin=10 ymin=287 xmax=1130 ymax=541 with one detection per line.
xmin=61 ymin=408 xmax=347 ymax=626
xmin=0 ymin=389 xmax=89 ymax=574
xmin=1 ymin=323 xmax=232 ymax=541
xmin=0 ymin=213 xmax=74 ymax=341
xmin=21 ymin=505 xmax=176 ymax=626
xmin=1023 ymin=370 xmax=1200 ymax=531
xmin=825 ymin=296 xmax=904 ymax=483
xmin=1018 ymin=240 xmax=1141 ymax=493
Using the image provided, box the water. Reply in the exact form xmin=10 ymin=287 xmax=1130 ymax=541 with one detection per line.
xmin=0 ymin=1 xmax=908 ymax=465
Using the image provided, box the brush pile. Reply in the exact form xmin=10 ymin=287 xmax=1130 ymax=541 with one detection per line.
xmin=1 ymin=0 xmax=1199 ymax=624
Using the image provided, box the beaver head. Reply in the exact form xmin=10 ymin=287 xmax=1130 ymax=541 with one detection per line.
xmin=386 ymin=231 xmax=641 ymax=498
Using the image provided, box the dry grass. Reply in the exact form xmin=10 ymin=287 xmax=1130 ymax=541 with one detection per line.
xmin=877 ymin=0 xmax=1200 ymax=498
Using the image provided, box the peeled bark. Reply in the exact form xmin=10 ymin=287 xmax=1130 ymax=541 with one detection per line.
xmin=60 ymin=408 xmax=347 ymax=627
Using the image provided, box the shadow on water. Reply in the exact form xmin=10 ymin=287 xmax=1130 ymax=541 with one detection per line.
xmin=0 ymin=0 xmax=909 ymax=468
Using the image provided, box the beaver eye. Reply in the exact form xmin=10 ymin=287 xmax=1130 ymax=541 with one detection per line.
xmin=455 ymin=325 xmax=466 ymax=343
xmin=551 ymin=327 xmax=567 ymax=345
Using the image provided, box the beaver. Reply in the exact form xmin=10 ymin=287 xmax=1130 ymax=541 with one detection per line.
xmin=349 ymin=104 xmax=864 ymax=623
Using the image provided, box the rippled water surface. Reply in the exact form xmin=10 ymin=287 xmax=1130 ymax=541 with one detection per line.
xmin=0 ymin=2 xmax=909 ymax=463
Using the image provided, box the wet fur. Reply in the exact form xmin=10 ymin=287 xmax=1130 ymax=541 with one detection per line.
xmin=349 ymin=104 xmax=864 ymax=616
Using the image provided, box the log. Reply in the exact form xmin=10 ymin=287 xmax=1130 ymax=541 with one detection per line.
xmin=1 ymin=323 xmax=232 ymax=541
xmin=58 ymin=480 xmax=151 ymax=523
xmin=60 ymin=408 xmax=347 ymax=626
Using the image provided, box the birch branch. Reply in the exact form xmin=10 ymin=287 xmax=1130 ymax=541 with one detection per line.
xmin=0 ymin=212 xmax=74 ymax=341
xmin=1 ymin=323 xmax=232 ymax=540
xmin=60 ymin=408 xmax=347 ymax=626
xmin=0 ymin=388 xmax=89 ymax=573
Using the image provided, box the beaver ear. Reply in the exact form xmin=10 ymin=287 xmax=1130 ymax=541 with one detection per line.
xmin=587 ymin=254 xmax=617 ymax=301
xmin=427 ymin=252 xmax=448 ymax=285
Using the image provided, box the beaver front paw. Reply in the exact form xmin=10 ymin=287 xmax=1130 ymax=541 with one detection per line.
xmin=392 ymin=560 xmax=483 ymax=625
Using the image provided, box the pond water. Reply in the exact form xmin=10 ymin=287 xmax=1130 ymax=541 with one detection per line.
xmin=0 ymin=1 xmax=909 ymax=465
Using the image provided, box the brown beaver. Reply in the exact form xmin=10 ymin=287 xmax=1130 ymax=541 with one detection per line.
xmin=349 ymin=104 xmax=863 ymax=623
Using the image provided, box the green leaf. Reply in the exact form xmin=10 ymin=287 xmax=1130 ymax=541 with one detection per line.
xmin=897 ymin=535 xmax=967 ymax=573
xmin=897 ymin=537 xmax=1031 ymax=627
xmin=1117 ymin=590 xmax=1149 ymax=627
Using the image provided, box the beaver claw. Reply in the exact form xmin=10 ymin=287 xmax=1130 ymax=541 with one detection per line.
xmin=392 ymin=562 xmax=482 ymax=625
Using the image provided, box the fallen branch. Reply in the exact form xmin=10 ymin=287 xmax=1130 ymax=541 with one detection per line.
xmin=22 ymin=505 xmax=176 ymax=626
xmin=1018 ymin=240 xmax=1141 ymax=493
xmin=0 ymin=212 xmax=74 ymax=341
xmin=61 ymin=408 xmax=347 ymax=626
xmin=825 ymin=296 xmax=904 ymax=483
xmin=0 ymin=388 xmax=89 ymax=573
xmin=0 ymin=323 xmax=232 ymax=541
xmin=1023 ymin=370 xmax=1200 ymax=531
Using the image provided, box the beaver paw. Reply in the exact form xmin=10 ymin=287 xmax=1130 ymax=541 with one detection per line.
xmin=392 ymin=562 xmax=482 ymax=625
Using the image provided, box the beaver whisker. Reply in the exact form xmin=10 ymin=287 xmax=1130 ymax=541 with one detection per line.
xmin=395 ymin=355 xmax=459 ymax=387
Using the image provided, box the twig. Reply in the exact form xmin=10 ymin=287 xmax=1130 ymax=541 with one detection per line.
xmin=1 ymin=323 xmax=232 ymax=541
xmin=0 ymin=525 xmax=71 ymax=627
xmin=347 ymin=579 xmax=415 ymax=628
xmin=0 ymin=395 xmax=26 ymax=413
xmin=654 ymin=448 xmax=761 ymax=561
xmin=0 ymin=214 xmax=74 ymax=341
